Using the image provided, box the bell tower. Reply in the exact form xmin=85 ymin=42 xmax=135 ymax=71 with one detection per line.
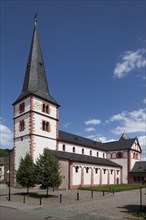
xmin=13 ymin=16 xmax=60 ymax=170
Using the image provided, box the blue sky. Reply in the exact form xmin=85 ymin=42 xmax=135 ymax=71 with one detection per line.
xmin=1 ymin=0 xmax=146 ymax=159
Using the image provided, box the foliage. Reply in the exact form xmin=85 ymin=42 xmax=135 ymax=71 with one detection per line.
xmin=0 ymin=149 xmax=12 ymax=158
xmin=35 ymin=149 xmax=62 ymax=195
xmin=16 ymin=153 xmax=36 ymax=193
xmin=80 ymin=184 xmax=146 ymax=192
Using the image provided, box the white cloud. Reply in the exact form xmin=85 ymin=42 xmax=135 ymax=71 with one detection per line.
xmin=144 ymin=98 xmax=146 ymax=104
xmin=0 ymin=123 xmax=13 ymax=148
xmin=138 ymin=135 xmax=146 ymax=161
xmin=85 ymin=119 xmax=101 ymax=125
xmin=109 ymin=108 xmax=145 ymax=134
xmin=85 ymin=127 xmax=96 ymax=132
xmin=114 ymin=48 xmax=146 ymax=78
xmin=64 ymin=123 xmax=70 ymax=128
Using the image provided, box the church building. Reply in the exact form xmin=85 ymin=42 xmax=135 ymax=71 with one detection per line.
xmin=13 ymin=18 xmax=143 ymax=189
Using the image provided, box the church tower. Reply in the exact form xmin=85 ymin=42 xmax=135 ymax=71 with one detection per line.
xmin=13 ymin=17 xmax=60 ymax=170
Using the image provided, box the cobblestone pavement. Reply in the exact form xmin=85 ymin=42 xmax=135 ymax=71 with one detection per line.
xmin=0 ymin=185 xmax=146 ymax=220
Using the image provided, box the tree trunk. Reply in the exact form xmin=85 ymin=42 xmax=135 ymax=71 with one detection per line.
xmin=47 ymin=187 xmax=49 ymax=196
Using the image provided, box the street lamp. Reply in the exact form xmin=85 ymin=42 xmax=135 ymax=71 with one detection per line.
xmin=6 ymin=152 xmax=11 ymax=201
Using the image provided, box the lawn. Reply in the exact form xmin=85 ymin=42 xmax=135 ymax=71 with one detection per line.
xmin=79 ymin=184 xmax=146 ymax=192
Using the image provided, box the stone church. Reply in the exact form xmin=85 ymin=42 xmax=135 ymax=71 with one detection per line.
xmin=12 ymin=18 xmax=144 ymax=189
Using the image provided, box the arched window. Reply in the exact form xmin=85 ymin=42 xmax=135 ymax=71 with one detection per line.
xmin=42 ymin=121 xmax=50 ymax=132
xmin=19 ymin=102 xmax=25 ymax=113
xmin=19 ymin=120 xmax=25 ymax=131
xmin=82 ymin=148 xmax=84 ymax=154
xmin=86 ymin=167 xmax=89 ymax=173
xmin=73 ymin=147 xmax=75 ymax=153
xmin=95 ymin=168 xmax=98 ymax=174
xmin=75 ymin=166 xmax=79 ymax=173
xmin=117 ymin=152 xmax=123 ymax=158
xmin=63 ymin=144 xmax=66 ymax=151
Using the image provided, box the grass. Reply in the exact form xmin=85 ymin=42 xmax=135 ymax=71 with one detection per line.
xmin=79 ymin=184 xmax=146 ymax=192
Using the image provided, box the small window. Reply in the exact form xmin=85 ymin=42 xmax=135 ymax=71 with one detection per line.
xmin=75 ymin=166 xmax=79 ymax=173
xmin=90 ymin=150 xmax=92 ymax=156
xmin=19 ymin=102 xmax=25 ymax=113
xmin=86 ymin=167 xmax=89 ymax=173
xmin=103 ymin=153 xmax=105 ymax=158
xmin=97 ymin=152 xmax=99 ymax=157
xmin=82 ymin=148 xmax=84 ymax=154
xmin=73 ymin=147 xmax=75 ymax=153
xmin=111 ymin=170 xmax=113 ymax=175
xmin=19 ymin=120 xmax=25 ymax=131
xmin=117 ymin=170 xmax=119 ymax=175
xmin=95 ymin=168 xmax=98 ymax=174
xmin=63 ymin=144 xmax=65 ymax=151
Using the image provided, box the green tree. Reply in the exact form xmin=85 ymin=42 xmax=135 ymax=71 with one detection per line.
xmin=36 ymin=149 xmax=62 ymax=195
xmin=16 ymin=153 xmax=36 ymax=193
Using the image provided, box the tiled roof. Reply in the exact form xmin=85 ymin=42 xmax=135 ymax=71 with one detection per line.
xmin=130 ymin=161 xmax=146 ymax=173
xmin=59 ymin=130 xmax=103 ymax=150
xmin=59 ymin=130 xmax=137 ymax=151
xmin=49 ymin=150 xmax=122 ymax=168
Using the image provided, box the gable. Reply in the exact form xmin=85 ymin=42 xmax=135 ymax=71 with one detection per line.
xmin=131 ymin=139 xmax=142 ymax=152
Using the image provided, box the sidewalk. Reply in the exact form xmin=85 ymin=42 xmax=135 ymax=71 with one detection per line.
xmin=1 ymin=185 xmax=146 ymax=220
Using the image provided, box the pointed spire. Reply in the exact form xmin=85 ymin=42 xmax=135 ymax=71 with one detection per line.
xmin=14 ymin=17 xmax=59 ymax=106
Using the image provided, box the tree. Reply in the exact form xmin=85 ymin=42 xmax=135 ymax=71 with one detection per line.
xmin=36 ymin=149 xmax=62 ymax=195
xmin=16 ymin=153 xmax=36 ymax=193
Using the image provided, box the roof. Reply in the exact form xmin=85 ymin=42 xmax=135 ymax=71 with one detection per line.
xmin=13 ymin=20 xmax=59 ymax=107
xmin=59 ymin=130 xmax=138 ymax=152
xmin=101 ymin=138 xmax=137 ymax=151
xmin=59 ymin=130 xmax=103 ymax=150
xmin=49 ymin=150 xmax=122 ymax=168
xmin=130 ymin=161 xmax=146 ymax=173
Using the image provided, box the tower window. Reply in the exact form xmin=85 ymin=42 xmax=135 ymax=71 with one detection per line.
xmin=103 ymin=153 xmax=105 ymax=158
xmin=19 ymin=102 xmax=25 ymax=114
xmin=19 ymin=120 xmax=25 ymax=131
xmin=111 ymin=170 xmax=113 ymax=175
xmin=42 ymin=121 xmax=50 ymax=132
xmin=42 ymin=103 xmax=50 ymax=114
xmin=90 ymin=150 xmax=92 ymax=156
xmin=97 ymin=152 xmax=99 ymax=157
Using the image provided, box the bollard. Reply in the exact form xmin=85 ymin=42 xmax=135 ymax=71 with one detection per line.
xmin=23 ymin=195 xmax=25 ymax=203
xmin=113 ymin=189 xmax=115 ymax=195
xmin=39 ymin=195 xmax=42 ymax=205
xmin=60 ymin=194 xmax=62 ymax=203
xmin=91 ymin=190 xmax=93 ymax=198
xmin=103 ymin=190 xmax=105 ymax=196
xmin=77 ymin=191 xmax=79 ymax=201
xmin=139 ymin=187 xmax=142 ymax=210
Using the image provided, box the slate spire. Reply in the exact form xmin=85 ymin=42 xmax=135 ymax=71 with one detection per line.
xmin=14 ymin=16 xmax=59 ymax=106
